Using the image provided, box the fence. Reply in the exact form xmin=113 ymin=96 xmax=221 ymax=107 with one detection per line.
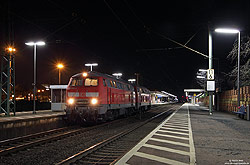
xmin=219 ymin=86 xmax=250 ymax=112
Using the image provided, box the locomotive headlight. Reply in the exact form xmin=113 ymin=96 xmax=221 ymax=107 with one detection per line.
xmin=82 ymin=72 xmax=88 ymax=77
xmin=91 ymin=98 xmax=98 ymax=105
xmin=68 ymin=98 xmax=75 ymax=105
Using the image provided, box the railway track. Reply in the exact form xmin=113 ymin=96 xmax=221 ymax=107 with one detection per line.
xmin=56 ymin=106 xmax=177 ymax=165
xmin=0 ymin=120 xmax=122 ymax=156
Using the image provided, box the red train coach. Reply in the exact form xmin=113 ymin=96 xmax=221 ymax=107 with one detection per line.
xmin=65 ymin=71 xmax=151 ymax=123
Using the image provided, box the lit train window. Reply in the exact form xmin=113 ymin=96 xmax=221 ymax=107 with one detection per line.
xmin=113 ymin=81 xmax=117 ymax=88
xmin=110 ymin=80 xmax=113 ymax=87
xmin=70 ymin=78 xmax=83 ymax=86
xmin=85 ymin=78 xmax=98 ymax=86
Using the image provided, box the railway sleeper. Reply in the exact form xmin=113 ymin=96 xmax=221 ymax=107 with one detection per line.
xmin=103 ymin=147 xmax=127 ymax=151
xmin=88 ymin=154 xmax=118 ymax=159
xmin=85 ymin=156 xmax=116 ymax=161
xmin=97 ymin=149 xmax=125 ymax=153
xmin=78 ymin=160 xmax=113 ymax=165
xmin=93 ymin=151 xmax=122 ymax=156
xmin=106 ymin=145 xmax=130 ymax=149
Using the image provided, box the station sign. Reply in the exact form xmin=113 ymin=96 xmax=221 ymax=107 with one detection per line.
xmin=207 ymin=81 xmax=215 ymax=91
xmin=207 ymin=69 xmax=214 ymax=80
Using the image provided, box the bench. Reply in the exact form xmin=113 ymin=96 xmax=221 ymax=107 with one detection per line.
xmin=234 ymin=106 xmax=246 ymax=119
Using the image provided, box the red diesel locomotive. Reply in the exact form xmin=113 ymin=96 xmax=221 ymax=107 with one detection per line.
xmin=65 ymin=71 xmax=151 ymax=123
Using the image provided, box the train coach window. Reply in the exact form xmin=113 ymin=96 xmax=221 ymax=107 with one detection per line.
xmin=85 ymin=78 xmax=98 ymax=86
xmin=130 ymin=85 xmax=134 ymax=91
xmin=120 ymin=83 xmax=125 ymax=90
xmin=113 ymin=81 xmax=117 ymax=88
xmin=103 ymin=79 xmax=106 ymax=86
xmin=70 ymin=78 xmax=83 ymax=86
xmin=110 ymin=80 xmax=113 ymax=87
xmin=117 ymin=82 xmax=121 ymax=89
xmin=106 ymin=80 xmax=112 ymax=87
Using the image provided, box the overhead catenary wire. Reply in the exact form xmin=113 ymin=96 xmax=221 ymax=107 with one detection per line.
xmin=103 ymin=0 xmax=143 ymax=49
xmin=122 ymin=0 xmax=208 ymax=59
xmin=151 ymin=30 xmax=209 ymax=58
xmin=121 ymin=1 xmax=188 ymax=93
xmin=103 ymin=0 xmax=180 ymax=92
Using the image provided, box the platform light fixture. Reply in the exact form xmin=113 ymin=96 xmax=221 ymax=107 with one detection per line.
xmin=215 ymin=28 xmax=241 ymax=107
xmin=7 ymin=47 xmax=16 ymax=52
xmin=215 ymin=28 xmax=239 ymax=34
xmin=112 ymin=73 xmax=122 ymax=79
xmin=85 ymin=63 xmax=98 ymax=71
xmin=128 ymin=79 xmax=136 ymax=83
xmin=57 ymin=63 xmax=64 ymax=84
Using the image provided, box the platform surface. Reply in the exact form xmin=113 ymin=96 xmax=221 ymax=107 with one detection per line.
xmin=0 ymin=110 xmax=65 ymax=123
xmin=116 ymin=103 xmax=250 ymax=165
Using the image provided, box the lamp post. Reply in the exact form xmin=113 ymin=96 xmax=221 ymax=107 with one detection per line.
xmin=57 ymin=63 xmax=64 ymax=84
xmin=215 ymin=28 xmax=240 ymax=107
xmin=25 ymin=41 xmax=45 ymax=114
xmin=85 ymin=63 xmax=98 ymax=71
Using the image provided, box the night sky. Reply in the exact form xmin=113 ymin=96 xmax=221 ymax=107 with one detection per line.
xmin=1 ymin=0 xmax=250 ymax=97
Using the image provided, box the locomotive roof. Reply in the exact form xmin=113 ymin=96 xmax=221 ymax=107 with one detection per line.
xmin=71 ymin=71 xmax=151 ymax=92
xmin=71 ymin=71 xmax=133 ymax=85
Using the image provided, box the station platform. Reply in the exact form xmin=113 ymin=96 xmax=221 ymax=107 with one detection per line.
xmin=0 ymin=110 xmax=66 ymax=141
xmin=0 ymin=110 xmax=65 ymax=123
xmin=116 ymin=103 xmax=250 ymax=165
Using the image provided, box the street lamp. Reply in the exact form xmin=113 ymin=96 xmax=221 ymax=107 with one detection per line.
xmin=57 ymin=63 xmax=64 ymax=84
xmin=112 ymin=73 xmax=122 ymax=79
xmin=25 ymin=41 xmax=45 ymax=114
xmin=128 ymin=79 xmax=136 ymax=83
xmin=85 ymin=63 xmax=98 ymax=71
xmin=215 ymin=28 xmax=240 ymax=107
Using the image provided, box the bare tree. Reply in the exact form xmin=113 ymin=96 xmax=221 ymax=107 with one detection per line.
xmin=227 ymin=36 xmax=250 ymax=86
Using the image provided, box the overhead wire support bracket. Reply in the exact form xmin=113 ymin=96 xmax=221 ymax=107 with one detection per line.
xmin=0 ymin=50 xmax=16 ymax=116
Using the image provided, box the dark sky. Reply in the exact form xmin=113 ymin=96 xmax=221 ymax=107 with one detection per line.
xmin=1 ymin=0 xmax=250 ymax=97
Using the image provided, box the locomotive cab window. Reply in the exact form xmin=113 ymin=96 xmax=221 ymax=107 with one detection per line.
xmin=70 ymin=77 xmax=83 ymax=86
xmin=85 ymin=78 xmax=98 ymax=86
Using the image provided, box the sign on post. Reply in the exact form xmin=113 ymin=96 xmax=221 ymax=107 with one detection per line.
xmin=207 ymin=81 xmax=215 ymax=91
xmin=207 ymin=69 xmax=214 ymax=80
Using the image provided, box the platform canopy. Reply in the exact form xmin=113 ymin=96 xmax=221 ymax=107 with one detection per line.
xmin=49 ymin=85 xmax=67 ymax=89
xmin=184 ymin=89 xmax=205 ymax=97
xmin=184 ymin=89 xmax=205 ymax=93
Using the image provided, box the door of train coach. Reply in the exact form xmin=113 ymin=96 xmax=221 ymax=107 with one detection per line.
xmin=105 ymin=79 xmax=112 ymax=106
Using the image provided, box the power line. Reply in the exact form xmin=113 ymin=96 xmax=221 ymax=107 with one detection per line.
xmin=103 ymin=0 xmax=143 ymax=48
xmin=151 ymin=30 xmax=208 ymax=58
xmin=122 ymin=0 xmax=208 ymax=58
